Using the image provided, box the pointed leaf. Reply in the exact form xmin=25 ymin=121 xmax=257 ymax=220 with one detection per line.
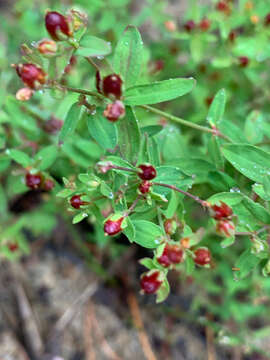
xmin=59 ymin=102 xmax=81 ymax=143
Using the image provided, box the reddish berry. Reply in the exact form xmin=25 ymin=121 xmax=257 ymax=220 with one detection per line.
xmin=43 ymin=116 xmax=63 ymax=134
xmin=199 ymin=18 xmax=211 ymax=31
xmin=138 ymin=164 xmax=157 ymax=181
xmin=216 ymin=220 xmax=235 ymax=237
xmin=103 ymin=101 xmax=125 ymax=122
xmin=37 ymin=39 xmax=57 ymax=56
xmin=265 ymin=13 xmax=270 ymax=26
xmin=168 ymin=244 xmax=183 ymax=264
xmin=205 ymin=96 xmax=214 ymax=107
xmin=238 ymin=56 xmax=249 ymax=67
xmin=8 ymin=243 xmax=19 ymax=252
xmin=210 ymin=202 xmax=233 ymax=220
xmin=139 ymin=180 xmax=151 ymax=194
xmin=16 ymin=87 xmax=33 ymax=101
xmin=104 ymin=216 xmax=124 ymax=236
xmin=15 ymin=63 xmax=46 ymax=89
xmin=102 ymin=74 xmax=123 ymax=99
xmin=184 ymin=20 xmax=196 ymax=32
xmin=157 ymin=244 xmax=171 ymax=267
xmin=45 ymin=11 xmax=72 ymax=41
xmin=42 ymin=178 xmax=55 ymax=191
xmin=216 ymin=1 xmax=229 ymax=13
xmin=194 ymin=248 xmax=211 ymax=266
xmin=70 ymin=195 xmax=87 ymax=209
xmin=164 ymin=219 xmax=177 ymax=236
xmin=25 ymin=173 xmax=42 ymax=189
xmin=140 ymin=271 xmax=162 ymax=294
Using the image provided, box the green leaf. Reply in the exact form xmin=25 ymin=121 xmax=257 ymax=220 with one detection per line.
xmin=208 ymin=136 xmax=224 ymax=170
xmin=132 ymin=220 xmax=163 ymax=248
xmin=124 ymin=78 xmax=195 ymax=105
xmin=6 ymin=149 xmax=32 ymax=167
xmin=208 ymin=192 xmax=243 ymax=205
xmin=77 ymin=35 xmax=111 ymax=57
xmin=156 ymin=277 xmax=170 ymax=303
xmin=139 ymin=258 xmax=156 ymax=270
xmin=113 ymin=25 xmax=143 ymax=88
xmin=73 ymin=212 xmax=88 ymax=224
xmin=141 ymin=125 xmax=163 ymax=137
xmin=87 ymin=109 xmax=118 ymax=150
xmin=220 ymin=236 xmax=235 ymax=248
xmin=117 ymin=107 xmax=140 ymax=164
xmin=186 ymin=256 xmax=195 ymax=276
xmin=222 ymin=144 xmax=270 ymax=183
xmin=207 ymin=88 xmax=226 ymax=126
xmin=123 ymin=216 xmax=135 ymax=242
xmin=34 ymin=145 xmax=58 ymax=170
xmin=244 ymin=110 xmax=264 ymax=144
xmin=253 ymin=183 xmax=270 ymax=201
xmin=59 ymin=102 xmax=81 ymax=144
xmin=153 ymin=166 xmax=192 ymax=195
xmin=234 ymin=249 xmax=261 ymax=280
xmin=163 ymin=191 xmax=180 ymax=219
xmin=242 ymin=196 xmax=270 ymax=224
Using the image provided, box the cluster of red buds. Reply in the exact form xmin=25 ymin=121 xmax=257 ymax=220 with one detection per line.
xmin=210 ymin=201 xmax=235 ymax=237
xmin=184 ymin=18 xmax=211 ymax=32
xmin=25 ymin=172 xmax=54 ymax=191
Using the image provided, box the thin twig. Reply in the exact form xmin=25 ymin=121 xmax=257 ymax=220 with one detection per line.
xmin=152 ymin=182 xmax=209 ymax=207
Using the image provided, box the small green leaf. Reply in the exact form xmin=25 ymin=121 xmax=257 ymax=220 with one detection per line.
xmin=139 ymin=258 xmax=156 ymax=270
xmin=207 ymin=88 xmax=226 ymax=126
xmin=125 ymin=78 xmax=195 ymax=105
xmin=77 ymin=35 xmax=111 ymax=57
xmin=222 ymin=144 xmax=270 ymax=183
xmin=220 ymin=236 xmax=235 ymax=248
xmin=242 ymin=196 xmax=270 ymax=224
xmin=132 ymin=220 xmax=164 ymax=248
xmin=87 ymin=109 xmax=118 ymax=150
xmin=208 ymin=136 xmax=224 ymax=170
xmin=113 ymin=25 xmax=143 ymax=88
xmin=6 ymin=149 xmax=32 ymax=167
xmin=117 ymin=107 xmax=141 ymax=164
xmin=163 ymin=191 xmax=180 ymax=219
xmin=156 ymin=277 xmax=170 ymax=303
xmin=186 ymin=256 xmax=195 ymax=276
xmin=34 ymin=145 xmax=58 ymax=170
xmin=123 ymin=216 xmax=135 ymax=242
xmin=59 ymin=102 xmax=81 ymax=144
xmin=73 ymin=212 xmax=88 ymax=224
xmin=234 ymin=249 xmax=261 ymax=280
xmin=244 ymin=110 xmax=264 ymax=144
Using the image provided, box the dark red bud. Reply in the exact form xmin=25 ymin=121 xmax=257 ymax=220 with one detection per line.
xmin=168 ymin=244 xmax=183 ymax=264
xmin=199 ymin=18 xmax=211 ymax=31
xmin=103 ymin=101 xmax=125 ymax=122
xmin=210 ymin=202 xmax=233 ymax=220
xmin=16 ymin=63 xmax=46 ymax=89
xmin=164 ymin=219 xmax=177 ymax=236
xmin=265 ymin=13 xmax=270 ymax=26
xmin=25 ymin=173 xmax=43 ymax=189
xmin=238 ymin=56 xmax=249 ymax=67
xmin=104 ymin=216 xmax=124 ymax=236
xmin=184 ymin=20 xmax=196 ymax=32
xmin=194 ymin=248 xmax=211 ymax=266
xmin=216 ymin=220 xmax=235 ymax=237
xmin=45 ymin=11 xmax=72 ymax=41
xmin=157 ymin=244 xmax=171 ymax=267
xmin=138 ymin=164 xmax=157 ymax=181
xmin=70 ymin=195 xmax=88 ymax=209
xmin=43 ymin=178 xmax=55 ymax=191
xmin=139 ymin=180 xmax=151 ymax=194
xmin=8 ymin=243 xmax=19 ymax=252
xmin=102 ymin=74 xmax=122 ymax=99
xmin=140 ymin=271 xmax=162 ymax=294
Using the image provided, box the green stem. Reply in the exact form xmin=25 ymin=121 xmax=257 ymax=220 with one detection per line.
xmin=140 ymin=104 xmax=230 ymax=140
xmin=64 ymin=86 xmax=105 ymax=100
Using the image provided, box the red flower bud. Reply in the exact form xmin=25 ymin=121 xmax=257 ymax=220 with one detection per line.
xmin=216 ymin=1 xmax=230 ymax=14
xmin=216 ymin=220 xmax=235 ymax=237
xmin=138 ymin=164 xmax=157 ymax=181
xmin=25 ymin=173 xmax=43 ymax=189
xmin=70 ymin=195 xmax=88 ymax=209
xmin=102 ymin=74 xmax=123 ymax=99
xmin=199 ymin=18 xmax=211 ymax=31
xmin=139 ymin=180 xmax=151 ymax=194
xmin=210 ymin=202 xmax=233 ymax=220
xmin=238 ymin=56 xmax=249 ymax=67
xmin=8 ymin=243 xmax=19 ymax=252
xmin=265 ymin=13 xmax=270 ymax=26
xmin=228 ymin=30 xmax=236 ymax=43
xmin=42 ymin=178 xmax=55 ymax=191
xmin=45 ymin=11 xmax=72 ymax=41
xmin=168 ymin=244 xmax=183 ymax=264
xmin=104 ymin=216 xmax=124 ymax=236
xmin=164 ymin=219 xmax=177 ymax=236
xmin=157 ymin=244 xmax=171 ymax=267
xmin=140 ymin=271 xmax=162 ymax=294
xmin=37 ymin=39 xmax=58 ymax=56
xmin=43 ymin=116 xmax=63 ymax=134
xmin=194 ymin=248 xmax=211 ymax=266
xmin=205 ymin=96 xmax=214 ymax=107
xmin=103 ymin=101 xmax=125 ymax=122
xmin=184 ymin=20 xmax=196 ymax=32
xmin=15 ymin=63 xmax=46 ymax=89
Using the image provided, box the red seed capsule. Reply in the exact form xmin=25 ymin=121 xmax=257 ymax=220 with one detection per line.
xmin=164 ymin=219 xmax=177 ymax=236
xmin=184 ymin=20 xmax=196 ymax=32
xmin=140 ymin=271 xmax=162 ymax=294
xmin=238 ymin=56 xmax=249 ymax=67
xmin=16 ymin=63 xmax=46 ymax=89
xmin=265 ymin=13 xmax=270 ymax=26
xmin=43 ymin=178 xmax=55 ymax=191
xmin=216 ymin=220 xmax=235 ymax=237
xmin=168 ymin=244 xmax=183 ymax=264
xmin=25 ymin=173 xmax=43 ymax=189
xmin=194 ymin=248 xmax=211 ymax=266
xmin=70 ymin=195 xmax=87 ymax=209
xmin=45 ymin=11 xmax=72 ymax=41
xmin=102 ymin=74 xmax=123 ymax=99
xmin=157 ymin=244 xmax=171 ymax=267
xmin=104 ymin=216 xmax=124 ymax=236
xmin=138 ymin=164 xmax=157 ymax=181
xmin=199 ymin=18 xmax=211 ymax=31
xmin=8 ymin=243 xmax=19 ymax=252
xmin=210 ymin=202 xmax=233 ymax=220
xmin=139 ymin=180 xmax=151 ymax=194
